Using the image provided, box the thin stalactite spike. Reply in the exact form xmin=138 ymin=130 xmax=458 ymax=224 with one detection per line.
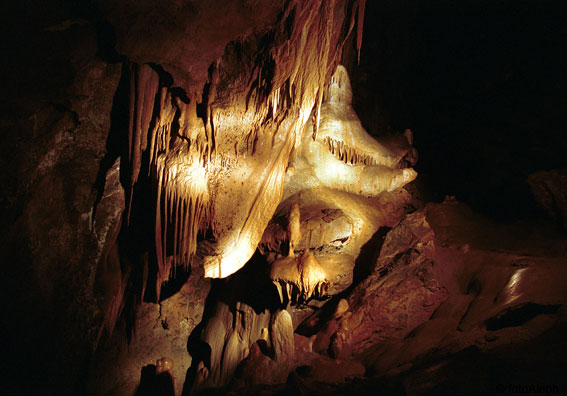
xmin=357 ymin=0 xmax=366 ymax=65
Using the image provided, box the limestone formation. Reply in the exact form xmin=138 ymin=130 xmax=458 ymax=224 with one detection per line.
xmin=288 ymin=202 xmax=301 ymax=257
xmin=270 ymin=252 xmax=330 ymax=305
xmin=112 ymin=1 xmax=375 ymax=289
xmin=155 ymin=357 xmax=174 ymax=376
xmin=270 ymin=310 xmax=295 ymax=362
xmin=300 ymin=65 xmax=417 ymax=197
xmin=6 ymin=1 xmax=567 ymax=396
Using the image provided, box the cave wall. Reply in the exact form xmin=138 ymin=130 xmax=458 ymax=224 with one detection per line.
xmin=1 ymin=1 xmax=123 ymax=393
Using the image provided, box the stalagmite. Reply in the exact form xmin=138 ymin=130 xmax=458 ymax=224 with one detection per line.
xmin=269 ymin=310 xmax=295 ymax=362
xmin=288 ymin=202 xmax=301 ymax=257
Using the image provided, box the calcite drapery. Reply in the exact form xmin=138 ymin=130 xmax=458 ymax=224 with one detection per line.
xmin=300 ymin=65 xmax=417 ymax=197
xmin=122 ymin=0 xmax=368 ymax=292
xmin=260 ymin=65 xmax=418 ymax=304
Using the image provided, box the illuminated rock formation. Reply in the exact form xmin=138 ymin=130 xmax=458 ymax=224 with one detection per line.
xmin=270 ymin=251 xmax=330 ymax=305
xmin=155 ymin=357 xmax=174 ymax=376
xmin=258 ymin=66 xmax=417 ymax=311
xmin=115 ymin=1 xmax=371 ymax=288
xmin=299 ymin=65 xmax=417 ymax=197
xmin=189 ymin=62 xmax=418 ymax=390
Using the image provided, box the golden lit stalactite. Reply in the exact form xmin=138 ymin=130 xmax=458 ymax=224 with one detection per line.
xmin=149 ymin=87 xmax=177 ymax=297
xmin=200 ymin=0 xmax=354 ymax=279
xmin=152 ymin=98 xmax=212 ymax=297
xmin=121 ymin=1 xmax=363 ymax=292
xmin=269 ymin=200 xmax=329 ymax=304
xmin=148 ymin=87 xmax=176 ymax=171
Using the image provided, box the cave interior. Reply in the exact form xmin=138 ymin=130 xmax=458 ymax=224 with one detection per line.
xmin=1 ymin=0 xmax=567 ymax=395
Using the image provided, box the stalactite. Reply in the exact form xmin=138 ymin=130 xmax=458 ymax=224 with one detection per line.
xmin=126 ymin=63 xmax=159 ymax=224
xmin=198 ymin=0 xmax=364 ymax=279
xmin=356 ymin=0 xmax=366 ymax=64
xmin=324 ymin=136 xmax=384 ymax=166
xmin=270 ymin=251 xmax=329 ymax=304
xmin=123 ymin=0 xmax=365 ymax=287
xmin=149 ymin=97 xmax=212 ymax=296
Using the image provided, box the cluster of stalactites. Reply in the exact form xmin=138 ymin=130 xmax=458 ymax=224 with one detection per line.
xmin=121 ymin=0 xmax=368 ymax=285
xmin=270 ymin=251 xmax=329 ymax=305
xmin=148 ymin=87 xmax=176 ymax=171
xmin=324 ymin=136 xmax=380 ymax=166
xmin=201 ymin=0 xmax=362 ymax=279
xmin=150 ymin=94 xmax=213 ymax=293
xmin=124 ymin=62 xmax=215 ymax=296
xmin=154 ymin=144 xmax=210 ymax=275
xmin=126 ymin=63 xmax=160 ymax=223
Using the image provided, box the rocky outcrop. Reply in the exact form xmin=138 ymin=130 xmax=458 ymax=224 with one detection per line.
xmin=328 ymin=211 xmax=448 ymax=357
xmin=87 ymin=269 xmax=210 ymax=396
xmin=358 ymin=202 xmax=567 ymax=380
xmin=94 ymin=0 xmax=287 ymax=94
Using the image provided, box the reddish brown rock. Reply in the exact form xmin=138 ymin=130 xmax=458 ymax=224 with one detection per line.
xmin=95 ymin=0 xmax=286 ymax=95
xmin=87 ymin=267 xmax=210 ymax=395
xmin=1 ymin=15 xmax=123 ymax=394
xmin=331 ymin=211 xmax=448 ymax=357
xmin=360 ymin=203 xmax=567 ymax=378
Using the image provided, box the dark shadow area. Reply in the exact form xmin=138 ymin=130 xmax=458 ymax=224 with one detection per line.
xmin=348 ymin=0 xmax=567 ymax=222
xmin=135 ymin=364 xmax=175 ymax=396
xmin=216 ymin=251 xmax=282 ymax=315
xmin=183 ymin=324 xmax=212 ymax=396
xmin=92 ymin=61 xmax=130 ymax=221
xmin=61 ymin=0 xmax=125 ymax=63
xmin=398 ymin=322 xmax=567 ymax=396
xmin=352 ymin=226 xmax=390 ymax=284
xmin=486 ymin=303 xmax=561 ymax=331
